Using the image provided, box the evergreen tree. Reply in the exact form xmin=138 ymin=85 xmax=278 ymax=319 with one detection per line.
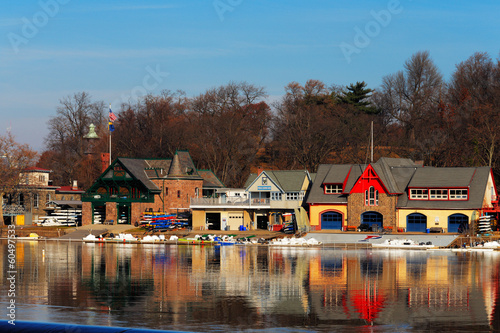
xmin=339 ymin=81 xmax=379 ymax=114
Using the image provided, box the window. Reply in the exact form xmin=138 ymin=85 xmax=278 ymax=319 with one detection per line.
xmin=410 ymin=189 xmax=428 ymax=200
xmin=195 ymin=188 xmax=199 ymax=197
xmin=365 ymin=186 xmax=378 ymax=206
xmin=165 ymin=187 xmax=168 ymax=196
xmin=430 ymin=189 xmax=448 ymax=200
xmin=46 ymin=193 xmax=50 ymax=202
xmin=325 ymin=184 xmax=342 ymax=194
xmin=34 ymin=194 xmax=39 ymax=208
xmin=286 ymin=191 xmax=304 ymax=201
xmin=177 ymin=190 xmax=181 ymax=198
xmin=39 ymin=175 xmax=45 ymax=182
xmin=449 ymin=189 xmax=468 ymax=200
xmin=271 ymin=192 xmax=282 ymax=201
xmin=411 ymin=188 xmax=468 ymax=200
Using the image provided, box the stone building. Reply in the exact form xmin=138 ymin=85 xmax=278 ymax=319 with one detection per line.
xmin=306 ymin=157 xmax=498 ymax=232
xmin=82 ymin=150 xmax=223 ymax=226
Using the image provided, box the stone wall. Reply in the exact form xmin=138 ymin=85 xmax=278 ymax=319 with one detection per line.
xmin=347 ymin=192 xmax=397 ymax=228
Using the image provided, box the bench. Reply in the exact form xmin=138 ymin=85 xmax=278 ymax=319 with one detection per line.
xmin=344 ymin=226 xmax=357 ymax=232
xmin=429 ymin=227 xmax=443 ymax=233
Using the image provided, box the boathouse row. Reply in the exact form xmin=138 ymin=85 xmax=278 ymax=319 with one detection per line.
xmin=81 ymin=150 xmax=224 ymax=226
xmin=190 ymin=169 xmax=312 ymax=231
xmin=306 ymin=158 xmax=499 ymax=233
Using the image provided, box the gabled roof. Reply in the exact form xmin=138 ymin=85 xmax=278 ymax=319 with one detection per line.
xmin=117 ymin=158 xmax=162 ymax=193
xmin=245 ymin=170 xmax=310 ymax=192
xmin=197 ymin=170 xmax=224 ymax=188
xmin=306 ymin=164 xmax=353 ymax=204
xmin=112 ymin=150 xmax=223 ymax=190
xmin=371 ymin=157 xmax=419 ymax=194
xmin=307 ymin=158 xmax=493 ymax=210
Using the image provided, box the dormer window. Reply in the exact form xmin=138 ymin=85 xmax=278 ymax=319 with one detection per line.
xmin=410 ymin=189 xmax=428 ymax=200
xmin=409 ymin=188 xmax=468 ymax=200
xmin=449 ymin=189 xmax=468 ymax=200
xmin=325 ymin=184 xmax=342 ymax=194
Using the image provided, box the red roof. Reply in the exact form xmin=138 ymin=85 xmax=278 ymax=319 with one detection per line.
xmin=56 ymin=186 xmax=84 ymax=193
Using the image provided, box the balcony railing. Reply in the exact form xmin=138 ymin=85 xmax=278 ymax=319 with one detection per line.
xmin=190 ymin=196 xmax=270 ymax=207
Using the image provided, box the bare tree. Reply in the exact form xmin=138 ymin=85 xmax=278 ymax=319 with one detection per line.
xmin=374 ymin=51 xmax=443 ymax=148
xmin=0 ymin=132 xmax=38 ymax=226
xmin=42 ymin=92 xmax=105 ymax=186
xmin=187 ymin=82 xmax=270 ymax=187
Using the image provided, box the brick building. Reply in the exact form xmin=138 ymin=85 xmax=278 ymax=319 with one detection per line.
xmin=307 ymin=157 xmax=498 ymax=232
xmin=82 ymin=150 xmax=223 ymax=226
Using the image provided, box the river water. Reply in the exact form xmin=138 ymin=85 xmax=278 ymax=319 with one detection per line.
xmin=1 ymin=240 xmax=499 ymax=332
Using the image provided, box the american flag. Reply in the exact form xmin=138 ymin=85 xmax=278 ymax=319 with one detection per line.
xmin=109 ymin=107 xmax=117 ymax=122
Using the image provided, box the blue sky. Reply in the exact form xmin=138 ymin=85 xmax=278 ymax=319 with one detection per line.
xmin=1 ymin=0 xmax=498 ymax=151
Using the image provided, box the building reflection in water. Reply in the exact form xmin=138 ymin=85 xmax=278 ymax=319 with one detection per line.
xmin=0 ymin=240 xmax=498 ymax=331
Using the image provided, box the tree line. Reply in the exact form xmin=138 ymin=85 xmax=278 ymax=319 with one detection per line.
xmin=32 ymin=50 xmax=499 ymax=189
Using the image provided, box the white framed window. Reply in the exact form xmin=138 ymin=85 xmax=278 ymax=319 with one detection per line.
xmin=410 ymin=189 xmax=428 ymax=200
xmin=271 ymin=192 xmax=282 ymax=201
xmin=286 ymin=191 xmax=304 ymax=201
xmin=34 ymin=194 xmax=39 ymax=208
xmin=325 ymin=184 xmax=342 ymax=194
xmin=365 ymin=186 xmax=378 ymax=206
xmin=430 ymin=189 xmax=448 ymax=200
xmin=449 ymin=189 xmax=468 ymax=200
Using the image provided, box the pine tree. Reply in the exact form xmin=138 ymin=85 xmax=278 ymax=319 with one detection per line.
xmin=339 ymin=81 xmax=379 ymax=114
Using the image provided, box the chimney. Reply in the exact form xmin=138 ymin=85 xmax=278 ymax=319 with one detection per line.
xmin=257 ymin=166 xmax=264 ymax=175
xmin=101 ymin=153 xmax=110 ymax=172
xmin=72 ymin=180 xmax=78 ymax=190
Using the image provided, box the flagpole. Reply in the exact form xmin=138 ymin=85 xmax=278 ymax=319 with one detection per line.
xmin=109 ymin=104 xmax=112 ymax=165
xmin=109 ymin=128 xmax=111 ymax=165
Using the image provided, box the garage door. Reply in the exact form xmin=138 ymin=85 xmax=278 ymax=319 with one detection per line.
xmin=407 ymin=213 xmax=427 ymax=232
xmin=321 ymin=212 xmax=342 ymax=230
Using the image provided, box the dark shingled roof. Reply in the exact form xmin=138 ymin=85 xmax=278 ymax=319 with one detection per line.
xmin=307 ymin=159 xmax=492 ymax=210
xmin=372 ymin=158 xmax=419 ymax=194
xmin=118 ymin=158 xmax=161 ymax=193
xmin=398 ymin=166 xmax=491 ymax=209
xmin=115 ymin=150 xmax=223 ymax=190
xmin=198 ymin=170 xmax=224 ymax=188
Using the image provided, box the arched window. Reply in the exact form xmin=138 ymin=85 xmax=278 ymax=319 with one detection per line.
xmin=407 ymin=213 xmax=427 ymax=232
xmin=365 ymin=186 xmax=378 ymax=206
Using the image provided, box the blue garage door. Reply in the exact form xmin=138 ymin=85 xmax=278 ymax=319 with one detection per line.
xmin=361 ymin=211 xmax=383 ymax=231
xmin=407 ymin=213 xmax=427 ymax=232
xmin=321 ymin=212 xmax=342 ymax=230
xmin=448 ymin=214 xmax=468 ymax=233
